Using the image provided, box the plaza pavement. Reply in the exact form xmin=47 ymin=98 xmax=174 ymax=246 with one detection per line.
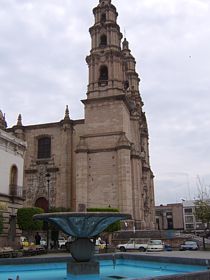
xmin=26 ymin=249 xmax=210 ymax=260
xmin=143 ymin=250 xmax=210 ymax=259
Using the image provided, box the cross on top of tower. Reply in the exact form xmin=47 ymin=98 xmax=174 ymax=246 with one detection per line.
xmin=99 ymin=0 xmax=111 ymax=4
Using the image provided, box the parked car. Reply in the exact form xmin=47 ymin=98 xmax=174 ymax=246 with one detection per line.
xmin=147 ymin=240 xmax=164 ymax=252
xmin=116 ymin=238 xmax=148 ymax=252
xmin=40 ymin=239 xmax=47 ymax=248
xmin=180 ymin=241 xmax=199 ymax=251
xmin=164 ymin=244 xmax=172 ymax=251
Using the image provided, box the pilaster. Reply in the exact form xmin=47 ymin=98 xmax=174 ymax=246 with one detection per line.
xmin=116 ymin=134 xmax=133 ymax=215
xmin=75 ymin=138 xmax=88 ymax=211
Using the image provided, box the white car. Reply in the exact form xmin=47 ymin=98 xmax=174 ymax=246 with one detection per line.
xmin=147 ymin=240 xmax=164 ymax=252
xmin=116 ymin=238 xmax=148 ymax=252
xmin=40 ymin=239 xmax=47 ymax=248
xmin=180 ymin=241 xmax=198 ymax=251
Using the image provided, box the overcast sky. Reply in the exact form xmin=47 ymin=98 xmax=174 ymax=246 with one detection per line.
xmin=0 ymin=0 xmax=210 ymax=205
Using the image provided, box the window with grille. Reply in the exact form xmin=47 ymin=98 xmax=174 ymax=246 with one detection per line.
xmin=184 ymin=208 xmax=193 ymax=214
xmin=37 ymin=137 xmax=51 ymax=159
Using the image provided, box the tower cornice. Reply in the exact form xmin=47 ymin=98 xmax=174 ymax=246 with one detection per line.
xmin=82 ymin=93 xmax=135 ymax=115
xmin=93 ymin=4 xmax=117 ymax=16
xmin=89 ymin=22 xmax=121 ymax=33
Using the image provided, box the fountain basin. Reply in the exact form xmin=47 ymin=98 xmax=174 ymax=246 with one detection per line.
xmin=33 ymin=212 xmax=131 ymax=238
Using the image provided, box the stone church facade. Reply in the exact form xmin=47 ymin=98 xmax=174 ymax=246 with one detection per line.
xmin=9 ymin=0 xmax=155 ymax=229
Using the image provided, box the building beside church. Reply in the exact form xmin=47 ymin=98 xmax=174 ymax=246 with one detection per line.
xmin=0 ymin=111 xmax=26 ymax=246
xmin=8 ymin=0 xmax=155 ymax=229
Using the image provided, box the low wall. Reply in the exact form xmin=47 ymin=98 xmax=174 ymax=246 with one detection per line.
xmin=113 ymin=229 xmax=180 ymax=240
xmin=143 ymin=271 xmax=210 ymax=280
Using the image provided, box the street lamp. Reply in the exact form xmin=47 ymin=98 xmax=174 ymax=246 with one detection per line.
xmin=45 ymin=172 xmax=51 ymax=250
xmin=46 ymin=173 xmax=50 ymax=212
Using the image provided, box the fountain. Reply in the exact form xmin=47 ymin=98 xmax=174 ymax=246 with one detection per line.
xmin=33 ymin=212 xmax=131 ymax=279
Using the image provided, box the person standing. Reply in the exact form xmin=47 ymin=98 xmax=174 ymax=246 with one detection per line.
xmin=35 ymin=232 xmax=41 ymax=245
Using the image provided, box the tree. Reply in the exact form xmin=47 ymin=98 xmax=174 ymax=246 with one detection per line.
xmin=17 ymin=207 xmax=44 ymax=231
xmin=195 ymin=200 xmax=210 ymax=225
xmin=194 ymin=179 xmax=210 ymax=249
xmin=194 ymin=176 xmax=210 ymax=226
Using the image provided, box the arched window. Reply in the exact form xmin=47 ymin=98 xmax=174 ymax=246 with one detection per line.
xmin=100 ymin=35 xmax=107 ymax=47
xmin=99 ymin=65 xmax=108 ymax=81
xmin=101 ymin=13 xmax=106 ymax=23
xmin=99 ymin=65 xmax=108 ymax=86
xmin=10 ymin=165 xmax=18 ymax=186
xmin=10 ymin=165 xmax=18 ymax=196
xmin=37 ymin=136 xmax=51 ymax=159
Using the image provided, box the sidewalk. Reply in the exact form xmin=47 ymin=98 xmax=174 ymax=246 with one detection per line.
xmin=26 ymin=249 xmax=210 ymax=259
xmin=140 ymin=250 xmax=210 ymax=259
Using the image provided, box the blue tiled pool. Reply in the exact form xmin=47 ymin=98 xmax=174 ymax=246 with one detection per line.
xmin=0 ymin=259 xmax=207 ymax=280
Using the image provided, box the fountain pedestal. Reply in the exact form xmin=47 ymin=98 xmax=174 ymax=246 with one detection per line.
xmin=67 ymin=261 xmax=99 ymax=278
xmin=69 ymin=238 xmax=95 ymax=262
xmin=67 ymin=238 xmax=99 ymax=279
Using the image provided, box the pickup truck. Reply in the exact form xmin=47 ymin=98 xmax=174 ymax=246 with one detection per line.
xmin=116 ymin=238 xmax=148 ymax=252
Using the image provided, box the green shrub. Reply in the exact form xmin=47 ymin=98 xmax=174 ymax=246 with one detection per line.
xmin=87 ymin=207 xmax=119 ymax=213
xmin=49 ymin=207 xmax=71 ymax=213
xmin=87 ymin=207 xmax=121 ymax=233
xmin=17 ymin=207 xmax=44 ymax=231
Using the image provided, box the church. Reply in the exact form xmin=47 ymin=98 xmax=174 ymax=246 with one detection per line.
xmin=8 ymin=0 xmax=155 ymax=230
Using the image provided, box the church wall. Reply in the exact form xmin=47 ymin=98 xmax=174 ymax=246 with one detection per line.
xmin=87 ymin=151 xmax=118 ymax=209
xmin=83 ymin=134 xmax=120 ymax=150
xmin=85 ymin=99 xmax=131 ymax=139
xmin=23 ymin=123 xmax=72 ymax=209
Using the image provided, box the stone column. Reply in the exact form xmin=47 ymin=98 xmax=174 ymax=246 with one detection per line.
xmin=75 ymin=138 xmax=88 ymax=211
xmin=116 ymin=134 xmax=133 ymax=215
xmin=131 ymin=149 xmax=143 ymax=228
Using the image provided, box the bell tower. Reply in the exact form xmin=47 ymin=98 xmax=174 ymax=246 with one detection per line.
xmin=76 ymin=0 xmax=155 ymax=229
xmin=86 ymin=0 xmax=124 ymax=98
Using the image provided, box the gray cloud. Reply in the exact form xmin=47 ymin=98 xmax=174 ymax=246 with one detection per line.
xmin=0 ymin=0 xmax=209 ymax=204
